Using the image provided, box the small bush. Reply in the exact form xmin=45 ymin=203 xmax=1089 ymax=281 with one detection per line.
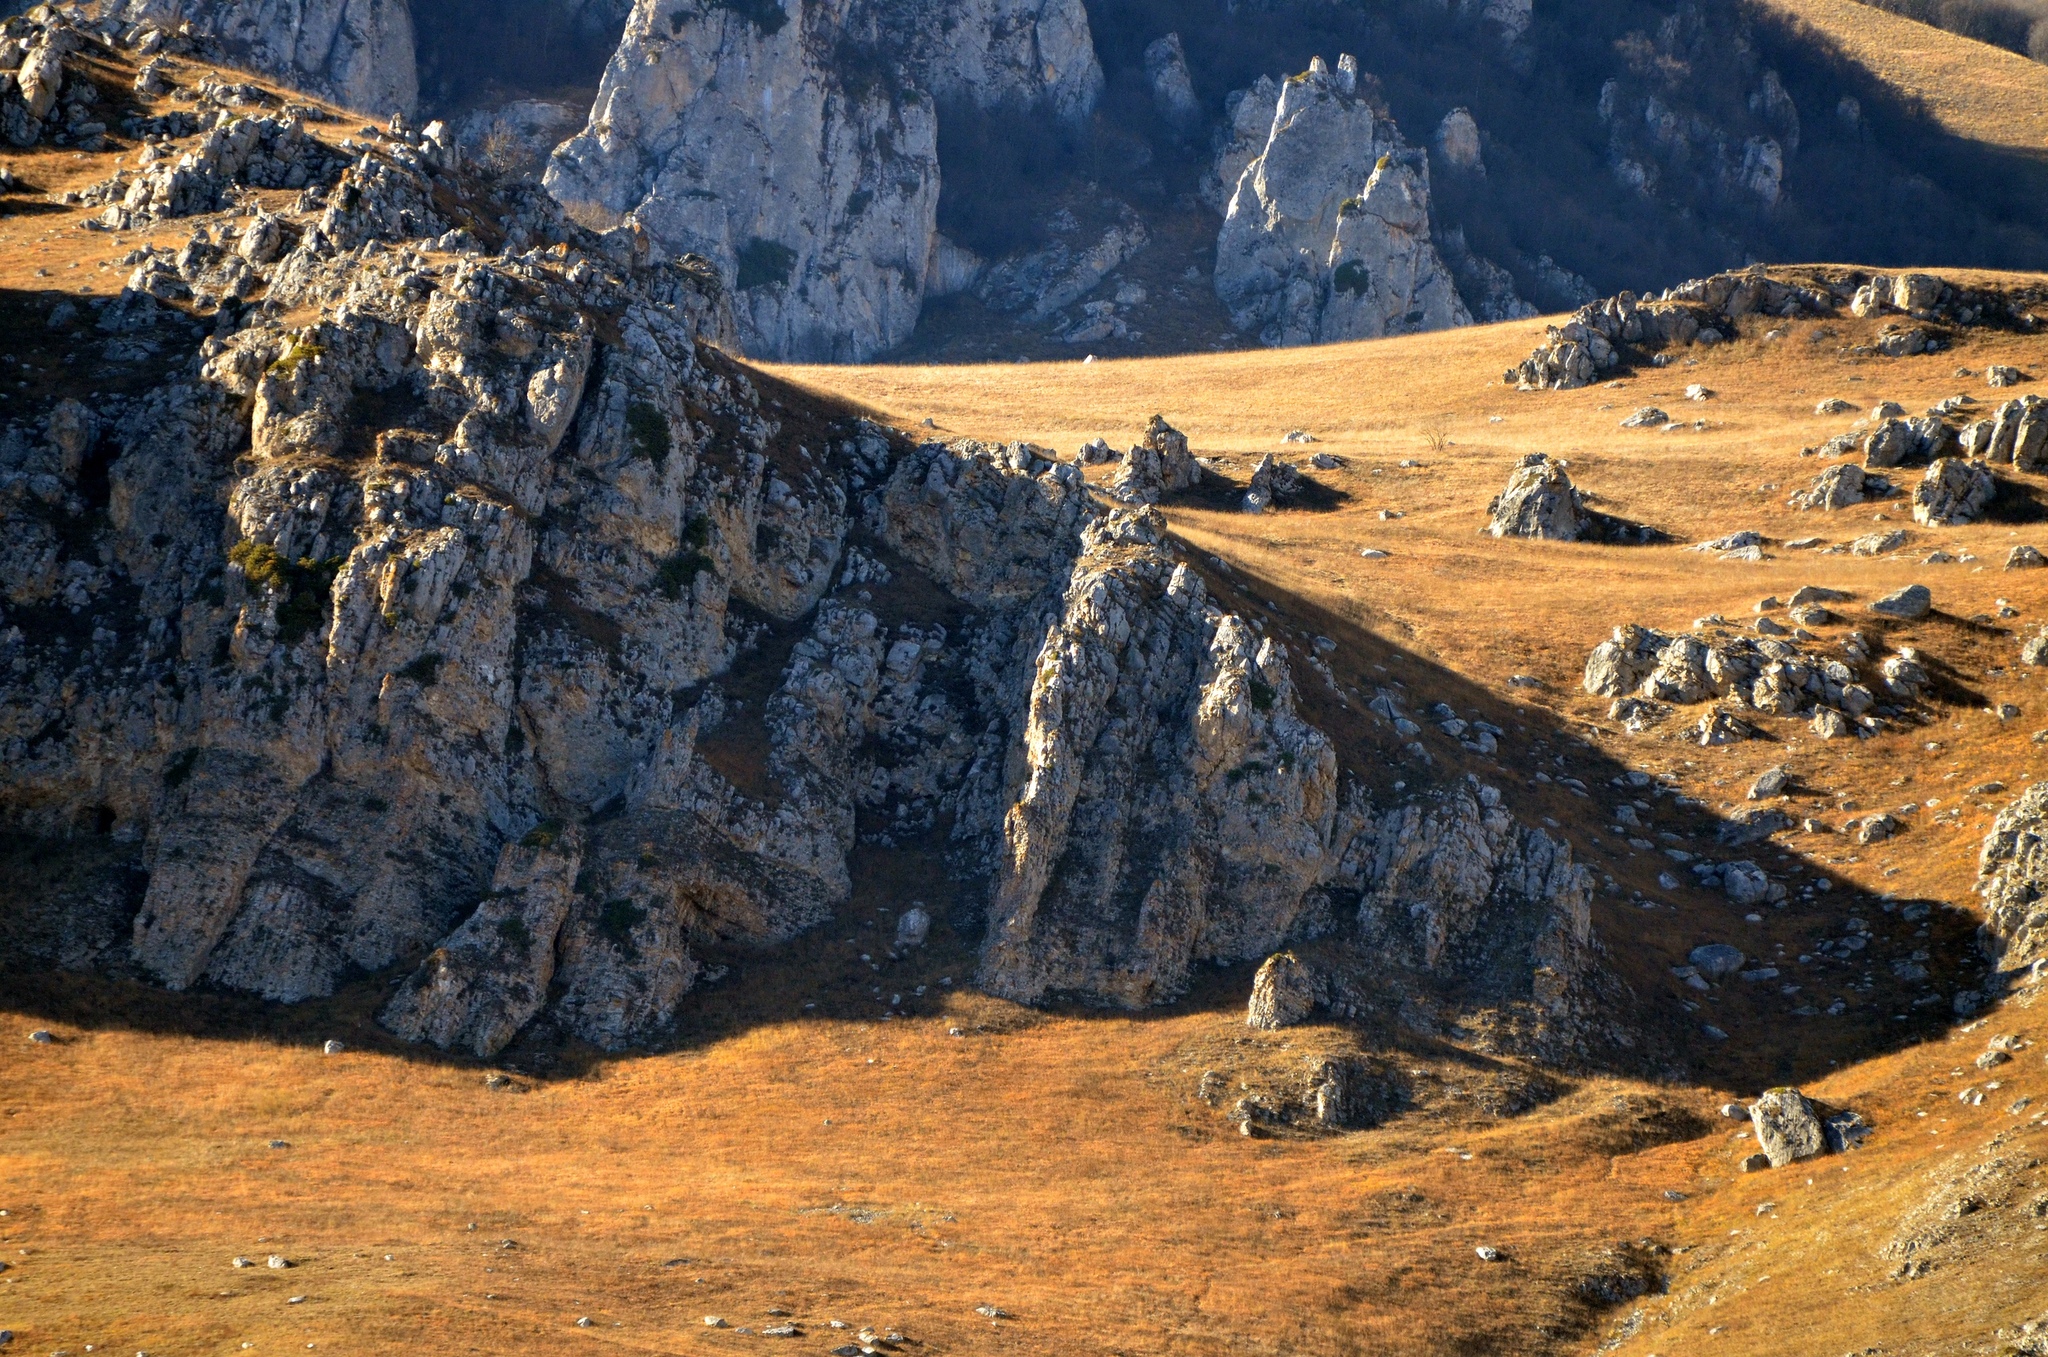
xmin=496 ymin=915 xmax=532 ymax=950
xmin=598 ymin=897 xmax=646 ymax=945
xmin=704 ymin=0 xmax=788 ymax=35
xmin=1333 ymin=260 xmax=1371 ymax=297
xmin=521 ymin=819 xmax=564 ymax=850
xmin=228 ymin=541 xmax=344 ymax=645
xmin=625 ymin=402 xmax=672 ymax=469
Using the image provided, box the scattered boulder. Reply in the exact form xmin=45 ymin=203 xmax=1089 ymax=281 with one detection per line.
xmin=1242 ymin=454 xmax=1302 ymax=514
xmin=2006 ymin=545 xmax=2045 ymax=570
xmin=1486 ymin=454 xmax=1589 ymax=540
xmin=1911 ymin=458 xmax=1995 ymax=527
xmin=1689 ymin=943 xmax=1746 ymax=979
xmin=1788 ymin=462 xmax=1887 ymax=511
xmin=1988 ymin=365 xmax=2028 ymax=388
xmin=1077 ymin=438 xmax=1119 ymax=465
xmin=1749 ymin=1088 xmax=1826 ymax=1167
xmin=1749 ymin=766 xmax=1791 ymax=799
xmin=1696 ymin=709 xmax=1756 ymax=746
xmin=1869 ymin=585 xmax=1933 ymax=620
xmin=1815 ymin=398 xmax=1857 ymax=416
xmin=1620 ymin=406 xmax=1670 ymax=428
xmin=321 ymin=1039 xmax=344 ymax=1055
xmin=1247 ymin=952 xmax=1317 ymax=1030
xmin=894 ymin=907 xmax=931 ymax=950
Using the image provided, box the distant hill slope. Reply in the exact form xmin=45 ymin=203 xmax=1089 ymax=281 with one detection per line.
xmin=1761 ymin=0 xmax=2048 ymax=150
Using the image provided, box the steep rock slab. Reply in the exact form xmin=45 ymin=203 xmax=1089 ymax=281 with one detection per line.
xmin=111 ymin=0 xmax=419 ymax=116
xmin=1979 ymin=785 xmax=2048 ymax=979
xmin=544 ymin=0 xmax=1100 ymax=361
xmin=1214 ymin=56 xmax=1468 ymax=348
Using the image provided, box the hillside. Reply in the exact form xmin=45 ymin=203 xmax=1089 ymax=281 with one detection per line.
xmin=1759 ymin=0 xmax=2048 ymax=150
xmin=4 ymin=9 xmax=2048 ymax=1357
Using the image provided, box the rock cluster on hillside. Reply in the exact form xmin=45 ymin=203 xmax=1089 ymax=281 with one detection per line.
xmin=1583 ymin=615 xmax=1925 ymax=742
xmin=0 ymin=12 xmax=1618 ymax=1063
xmin=1212 ymin=55 xmax=1470 ymax=347
xmin=544 ymin=0 xmax=1101 ymax=361
xmin=1508 ymin=267 xmax=2048 ymax=392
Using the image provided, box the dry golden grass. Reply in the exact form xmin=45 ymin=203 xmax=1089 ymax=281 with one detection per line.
xmin=1757 ymin=0 xmax=2048 ymax=151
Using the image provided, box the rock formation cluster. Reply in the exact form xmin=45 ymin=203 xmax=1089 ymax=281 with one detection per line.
xmin=1 ymin=12 xmax=1614 ymax=1063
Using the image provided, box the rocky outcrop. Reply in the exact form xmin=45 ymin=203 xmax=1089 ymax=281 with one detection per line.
xmin=1487 ymin=454 xmax=1587 ymax=540
xmin=1977 ymin=785 xmax=2048 ymax=979
xmin=1911 ymin=458 xmax=1995 ymax=527
xmin=1583 ymin=620 xmax=1890 ymax=739
xmin=379 ymin=830 xmax=584 ymax=1058
xmin=1108 ymin=415 xmax=1201 ymax=506
xmin=109 ymin=0 xmax=419 ymax=117
xmin=0 ymin=15 xmax=1622 ymax=1063
xmin=544 ymin=0 xmax=1101 ymax=361
xmin=1213 ymin=56 xmax=1469 ymax=347
xmin=1508 ymin=267 xmax=1832 ymax=391
xmin=1248 ymin=951 xmax=1316 ymax=1029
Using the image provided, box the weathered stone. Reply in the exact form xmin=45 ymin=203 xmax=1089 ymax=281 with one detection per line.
xmin=1247 ymin=952 xmax=1316 ymax=1029
xmin=544 ymin=0 xmax=1102 ymax=361
xmin=1689 ymin=943 xmax=1745 ymax=979
xmin=1911 ymin=458 xmax=1995 ymax=527
xmin=1108 ymin=416 xmax=1202 ymax=505
xmin=1486 ymin=454 xmax=1588 ymax=540
xmin=1978 ymin=785 xmax=2048 ymax=976
xmin=1869 ymin=585 xmax=1933 ymax=620
xmin=1750 ymin=1088 xmax=1826 ymax=1167
xmin=1215 ymin=56 xmax=1469 ymax=347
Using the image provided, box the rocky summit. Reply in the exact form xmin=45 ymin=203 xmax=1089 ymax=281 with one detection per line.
xmin=7 ymin=2 xmax=2048 ymax=1355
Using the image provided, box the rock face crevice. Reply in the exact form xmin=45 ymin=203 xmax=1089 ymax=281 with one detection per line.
xmin=543 ymin=0 xmax=1102 ymax=361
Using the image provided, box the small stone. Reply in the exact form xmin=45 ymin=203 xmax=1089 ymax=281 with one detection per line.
xmin=576 ymin=1316 xmax=593 ymax=1328
xmin=1475 ymin=1245 xmax=1505 ymax=1262
xmin=231 ymin=1256 xmax=254 ymax=1268
xmin=974 ymin=1305 xmax=1014 ymax=1319
xmin=1719 ymin=1102 xmax=1749 ymax=1120
xmin=321 ymin=1040 xmax=344 ymax=1055
xmin=267 ymin=1255 xmax=290 ymax=1269
xmin=1689 ymin=944 xmax=1746 ymax=980
xmin=1739 ymin=1152 xmax=1772 ymax=1172
xmin=703 ymin=1317 xmax=725 ymax=1327
xmin=27 ymin=1031 xmax=54 ymax=1044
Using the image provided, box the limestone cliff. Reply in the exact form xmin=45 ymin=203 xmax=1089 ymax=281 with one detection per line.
xmin=2 ymin=11 xmax=1615 ymax=1063
xmin=109 ymin=0 xmax=419 ymax=117
xmin=1212 ymin=56 xmax=1469 ymax=348
xmin=543 ymin=0 xmax=1102 ymax=361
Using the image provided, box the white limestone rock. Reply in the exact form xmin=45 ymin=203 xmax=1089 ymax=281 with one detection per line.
xmin=1214 ymin=56 xmax=1469 ymax=347
xmin=544 ymin=0 xmax=1101 ymax=362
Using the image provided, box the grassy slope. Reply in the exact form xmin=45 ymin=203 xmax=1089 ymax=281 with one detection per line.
xmin=3 ymin=32 xmax=2048 ymax=1357
xmin=1761 ymin=0 xmax=2048 ymax=150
